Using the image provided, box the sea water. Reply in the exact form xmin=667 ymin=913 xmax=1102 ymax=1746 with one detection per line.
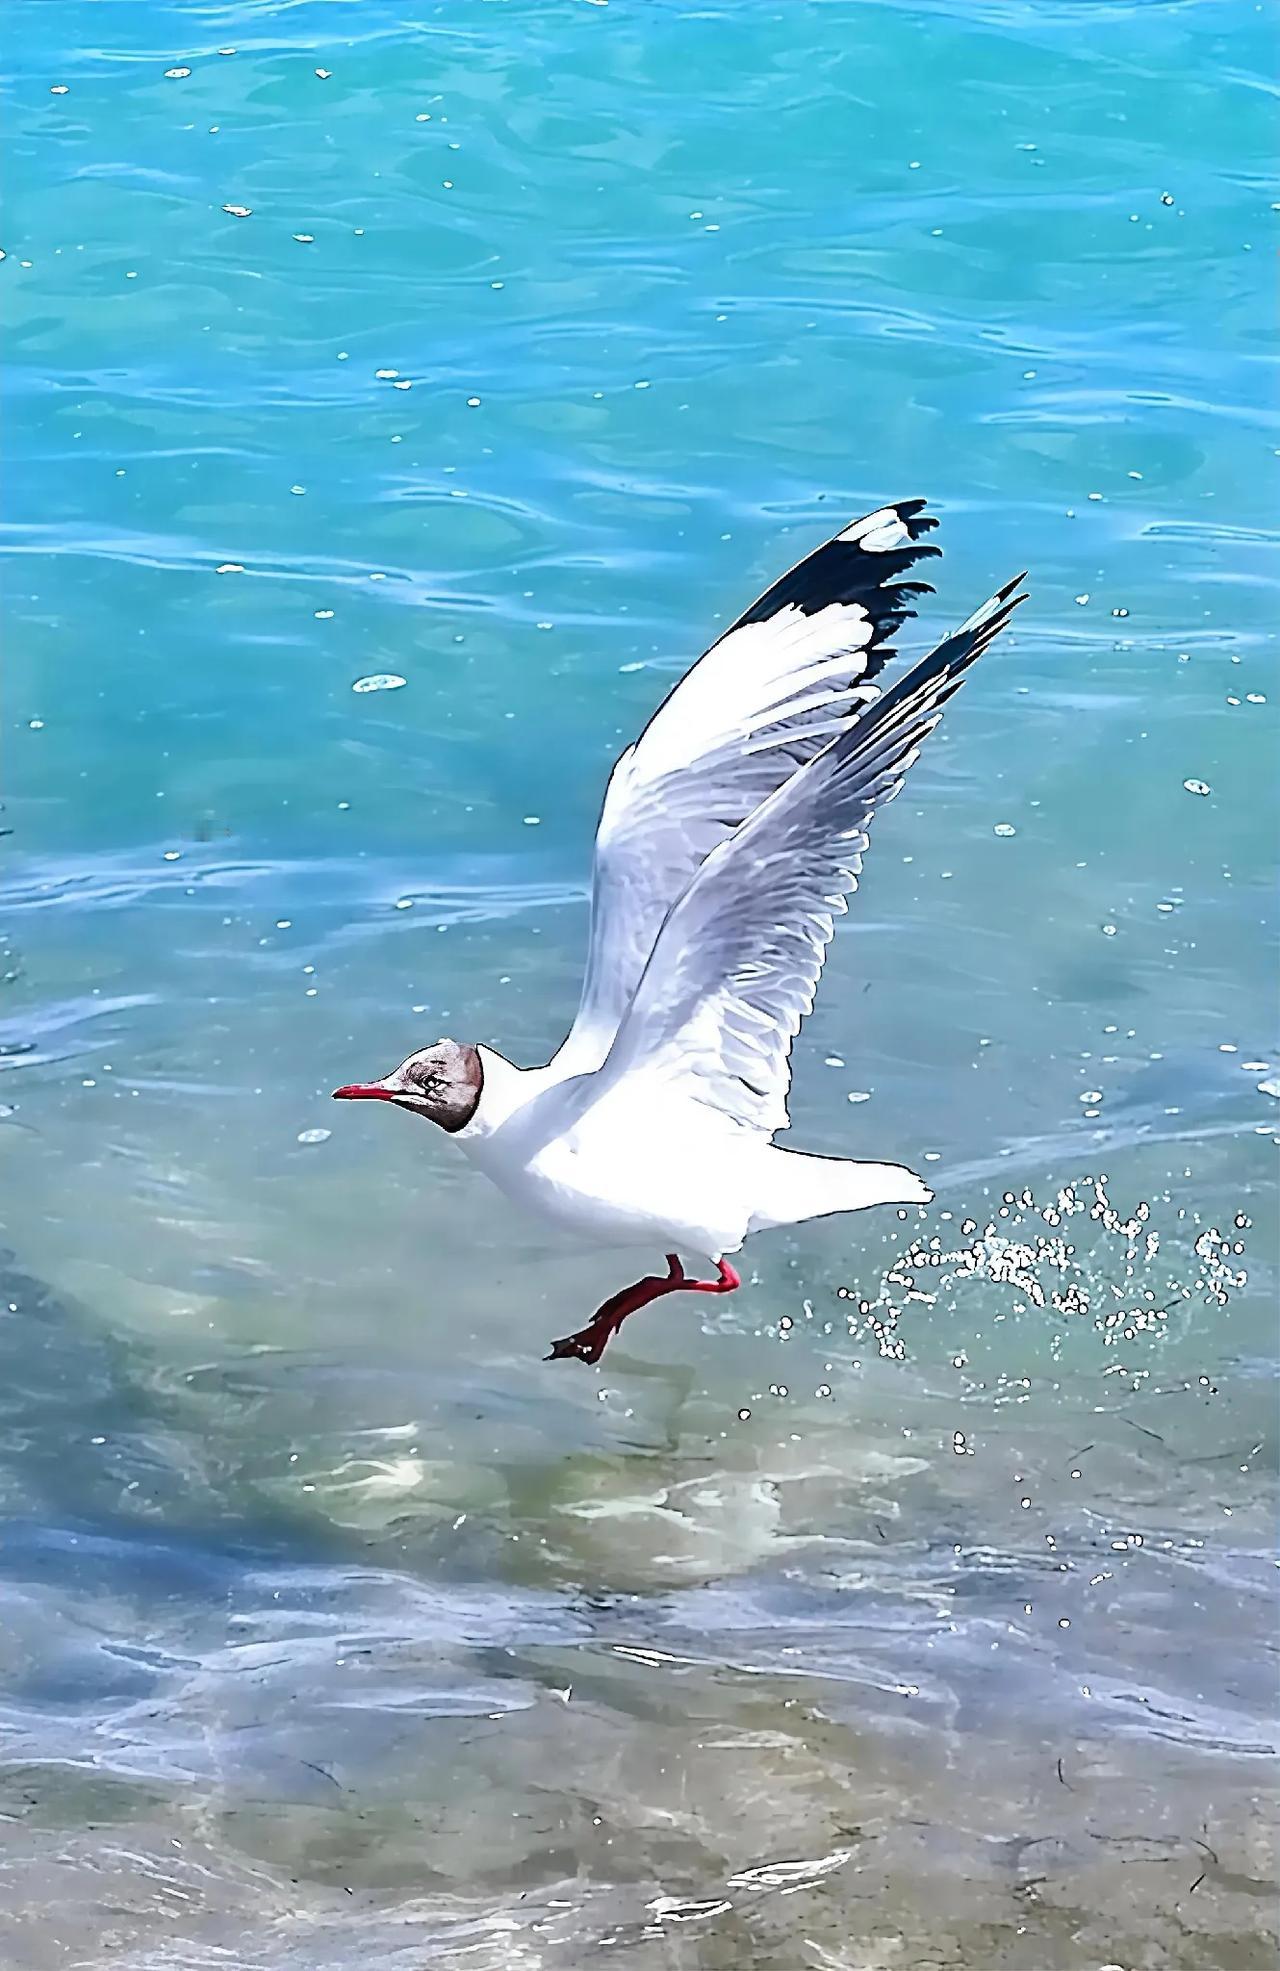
xmin=1 ymin=2 xmax=1275 ymax=1965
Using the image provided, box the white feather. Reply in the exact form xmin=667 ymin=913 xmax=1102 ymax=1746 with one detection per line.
xmin=552 ymin=502 xmax=940 ymax=1075
xmin=593 ymin=575 xmax=1026 ymax=1136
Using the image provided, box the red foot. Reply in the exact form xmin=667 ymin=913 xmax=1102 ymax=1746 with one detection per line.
xmin=546 ymin=1254 xmax=741 ymax=1365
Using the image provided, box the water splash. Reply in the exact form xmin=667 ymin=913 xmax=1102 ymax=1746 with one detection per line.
xmin=836 ymin=1175 xmax=1251 ymax=1361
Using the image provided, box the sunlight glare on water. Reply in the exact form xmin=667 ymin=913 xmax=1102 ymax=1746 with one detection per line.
xmin=0 ymin=1 xmax=1275 ymax=1966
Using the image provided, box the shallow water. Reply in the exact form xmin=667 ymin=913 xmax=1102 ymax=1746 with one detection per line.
xmin=1 ymin=1 xmax=1276 ymax=1965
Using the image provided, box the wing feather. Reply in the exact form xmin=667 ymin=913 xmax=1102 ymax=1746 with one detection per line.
xmin=552 ymin=500 xmax=943 ymax=1075
xmin=595 ymin=575 xmax=1028 ymax=1133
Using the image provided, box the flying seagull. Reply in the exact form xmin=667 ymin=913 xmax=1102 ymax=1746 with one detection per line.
xmin=334 ymin=500 xmax=1025 ymax=1362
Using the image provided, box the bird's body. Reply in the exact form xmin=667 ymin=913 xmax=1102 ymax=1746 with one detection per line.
xmin=334 ymin=500 xmax=1025 ymax=1361
xmin=456 ymin=1047 xmax=929 ymax=1261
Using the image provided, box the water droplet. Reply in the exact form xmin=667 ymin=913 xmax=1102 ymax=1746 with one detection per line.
xmin=352 ymin=673 xmax=406 ymax=693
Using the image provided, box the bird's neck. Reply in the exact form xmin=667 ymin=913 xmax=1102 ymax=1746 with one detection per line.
xmin=454 ymin=1046 xmax=546 ymax=1144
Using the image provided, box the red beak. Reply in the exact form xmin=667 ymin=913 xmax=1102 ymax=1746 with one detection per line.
xmin=332 ymin=1083 xmax=396 ymax=1102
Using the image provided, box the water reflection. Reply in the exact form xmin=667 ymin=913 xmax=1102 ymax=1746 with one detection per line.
xmin=0 ymin=1148 xmax=1273 ymax=1962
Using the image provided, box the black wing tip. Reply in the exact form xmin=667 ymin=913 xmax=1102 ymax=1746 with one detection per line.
xmin=840 ymin=497 xmax=942 ymax=551
xmin=947 ymin=576 xmax=1028 ymax=673
xmin=865 ymin=572 xmax=1027 ymax=727
xmin=893 ymin=496 xmax=939 ymax=537
xmin=871 ymin=586 xmax=936 ymax=644
xmin=727 ymin=499 xmax=947 ymax=648
xmin=981 ymin=574 xmax=1031 ymax=635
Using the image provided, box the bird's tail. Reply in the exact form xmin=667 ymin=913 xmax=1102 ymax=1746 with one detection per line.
xmin=749 ymin=1147 xmax=931 ymax=1234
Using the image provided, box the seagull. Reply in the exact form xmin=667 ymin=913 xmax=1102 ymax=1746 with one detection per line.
xmin=334 ymin=500 xmax=1025 ymax=1363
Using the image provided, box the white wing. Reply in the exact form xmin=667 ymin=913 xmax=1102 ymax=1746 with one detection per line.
xmin=551 ymin=500 xmax=943 ymax=1076
xmin=595 ymin=575 xmax=1027 ymax=1134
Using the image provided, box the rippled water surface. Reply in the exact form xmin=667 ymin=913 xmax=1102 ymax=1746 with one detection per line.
xmin=2 ymin=2 xmax=1276 ymax=1965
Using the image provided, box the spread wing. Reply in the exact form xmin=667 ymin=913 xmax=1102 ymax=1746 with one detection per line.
xmin=594 ymin=575 xmax=1027 ymax=1134
xmin=551 ymin=500 xmax=943 ymax=1076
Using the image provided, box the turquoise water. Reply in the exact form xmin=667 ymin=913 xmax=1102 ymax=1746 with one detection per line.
xmin=2 ymin=1 xmax=1276 ymax=1964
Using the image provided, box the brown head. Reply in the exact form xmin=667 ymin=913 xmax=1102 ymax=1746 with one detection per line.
xmin=332 ymin=1038 xmax=483 ymax=1134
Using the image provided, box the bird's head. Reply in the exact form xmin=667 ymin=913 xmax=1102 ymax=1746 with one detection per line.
xmin=332 ymin=1038 xmax=483 ymax=1133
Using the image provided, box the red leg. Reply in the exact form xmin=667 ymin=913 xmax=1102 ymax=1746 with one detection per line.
xmin=546 ymin=1254 xmax=740 ymax=1364
xmin=688 ymin=1258 xmax=741 ymax=1296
